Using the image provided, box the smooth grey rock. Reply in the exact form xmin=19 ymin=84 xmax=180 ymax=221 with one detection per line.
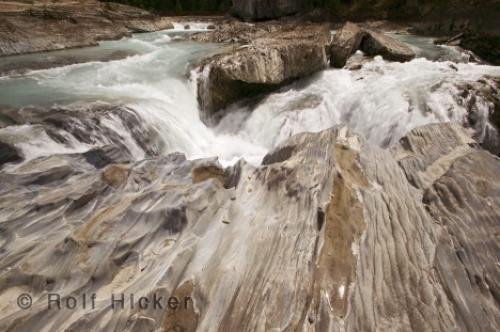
xmin=0 ymin=123 xmax=498 ymax=331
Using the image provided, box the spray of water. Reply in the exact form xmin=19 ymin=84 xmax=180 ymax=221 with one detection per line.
xmin=0 ymin=28 xmax=498 ymax=167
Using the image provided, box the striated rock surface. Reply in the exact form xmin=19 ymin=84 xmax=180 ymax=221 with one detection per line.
xmin=330 ymin=22 xmax=415 ymax=68
xmin=0 ymin=122 xmax=498 ymax=331
xmin=0 ymin=1 xmax=173 ymax=56
xmin=196 ymin=24 xmax=330 ymax=125
xmin=231 ymin=0 xmax=305 ymax=21
xmin=0 ymin=104 xmax=162 ymax=162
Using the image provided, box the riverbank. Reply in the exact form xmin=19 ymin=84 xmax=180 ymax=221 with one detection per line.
xmin=1 ymin=0 xmax=498 ymax=66
xmin=0 ymin=0 xmax=173 ymax=56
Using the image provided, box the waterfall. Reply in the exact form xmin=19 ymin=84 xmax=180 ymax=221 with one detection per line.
xmin=0 ymin=28 xmax=499 ymax=169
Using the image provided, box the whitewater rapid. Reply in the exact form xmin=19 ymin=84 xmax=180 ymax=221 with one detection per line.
xmin=0 ymin=27 xmax=499 ymax=167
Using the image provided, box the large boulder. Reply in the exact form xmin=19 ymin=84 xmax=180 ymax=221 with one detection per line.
xmin=197 ymin=24 xmax=330 ymax=125
xmin=361 ymin=29 xmax=416 ymax=62
xmin=329 ymin=22 xmax=416 ymax=68
xmin=231 ymin=0 xmax=306 ymax=21
xmin=330 ymin=22 xmax=365 ymax=68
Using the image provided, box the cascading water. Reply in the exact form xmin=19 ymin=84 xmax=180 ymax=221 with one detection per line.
xmin=0 ymin=26 xmax=499 ymax=168
xmin=216 ymin=57 xmax=500 ymax=150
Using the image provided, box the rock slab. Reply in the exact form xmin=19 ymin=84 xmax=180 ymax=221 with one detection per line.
xmin=330 ymin=22 xmax=416 ymax=68
xmin=0 ymin=121 xmax=498 ymax=331
xmin=196 ymin=24 xmax=330 ymax=125
xmin=0 ymin=1 xmax=173 ymax=56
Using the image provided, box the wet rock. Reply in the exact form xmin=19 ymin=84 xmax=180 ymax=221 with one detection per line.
xmin=126 ymin=18 xmax=173 ymax=33
xmin=83 ymin=148 xmax=115 ymax=169
xmin=0 ymin=49 xmax=140 ymax=76
xmin=29 ymin=165 xmax=74 ymax=186
xmin=0 ymin=123 xmax=498 ymax=331
xmin=0 ymin=141 xmax=22 ymax=167
xmin=1 ymin=104 xmax=161 ymax=163
xmin=102 ymin=164 xmax=130 ymax=188
xmin=0 ymin=2 xmax=173 ymax=56
xmin=344 ymin=51 xmax=372 ymax=70
xmin=282 ymin=94 xmax=323 ymax=112
xmin=330 ymin=22 xmax=365 ymax=68
xmin=196 ymin=24 xmax=330 ymax=125
xmin=451 ymin=77 xmax=500 ymax=156
xmin=361 ymin=29 xmax=416 ymax=62
xmin=261 ymin=145 xmax=296 ymax=165
xmin=192 ymin=163 xmax=227 ymax=187
xmin=83 ymin=145 xmax=131 ymax=169
xmin=460 ymin=33 xmax=500 ymax=65
xmin=329 ymin=22 xmax=415 ymax=68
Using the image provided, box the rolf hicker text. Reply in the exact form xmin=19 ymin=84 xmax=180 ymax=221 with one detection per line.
xmin=46 ymin=293 xmax=192 ymax=310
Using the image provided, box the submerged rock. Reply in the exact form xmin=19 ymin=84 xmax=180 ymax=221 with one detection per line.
xmin=0 ymin=122 xmax=498 ymax=330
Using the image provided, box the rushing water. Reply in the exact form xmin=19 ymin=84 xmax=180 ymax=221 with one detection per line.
xmin=0 ymin=26 xmax=499 ymax=166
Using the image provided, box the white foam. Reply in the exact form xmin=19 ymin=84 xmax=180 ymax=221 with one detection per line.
xmin=1 ymin=32 xmax=498 ymax=168
xmin=216 ymin=57 xmax=500 ymax=150
xmin=173 ymin=22 xmax=214 ymax=31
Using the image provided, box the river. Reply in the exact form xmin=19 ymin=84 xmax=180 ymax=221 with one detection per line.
xmin=1 ymin=24 xmax=499 ymax=167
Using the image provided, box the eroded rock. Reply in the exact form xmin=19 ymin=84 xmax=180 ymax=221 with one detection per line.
xmin=196 ymin=24 xmax=330 ymax=125
xmin=330 ymin=22 xmax=365 ymax=68
xmin=0 ymin=123 xmax=498 ymax=331
xmin=329 ymin=22 xmax=416 ymax=68
xmin=361 ymin=29 xmax=416 ymax=62
xmin=0 ymin=1 xmax=173 ymax=56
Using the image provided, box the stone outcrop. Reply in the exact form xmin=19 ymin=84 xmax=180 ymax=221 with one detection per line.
xmin=330 ymin=22 xmax=365 ymax=68
xmin=0 ymin=121 xmax=498 ymax=331
xmin=231 ymin=0 xmax=306 ymax=21
xmin=0 ymin=104 xmax=162 ymax=166
xmin=196 ymin=24 xmax=330 ymax=125
xmin=360 ymin=30 xmax=415 ymax=62
xmin=0 ymin=1 xmax=173 ymax=56
xmin=330 ymin=22 xmax=415 ymax=68
xmin=193 ymin=21 xmax=415 ymax=122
